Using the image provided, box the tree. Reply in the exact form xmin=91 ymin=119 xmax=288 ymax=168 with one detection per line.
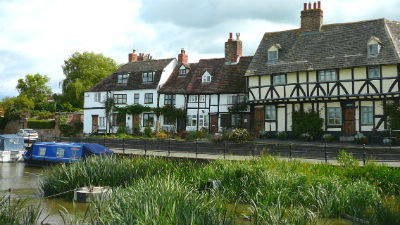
xmin=61 ymin=51 xmax=119 ymax=108
xmin=0 ymin=96 xmax=35 ymax=120
xmin=16 ymin=73 xmax=52 ymax=110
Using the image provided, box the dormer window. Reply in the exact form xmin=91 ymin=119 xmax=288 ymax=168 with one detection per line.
xmin=268 ymin=44 xmax=281 ymax=63
xmin=202 ymin=71 xmax=212 ymax=83
xmin=178 ymin=65 xmax=189 ymax=76
xmin=117 ymin=74 xmax=129 ymax=85
xmin=142 ymin=71 xmax=155 ymax=83
xmin=367 ymin=36 xmax=381 ymax=57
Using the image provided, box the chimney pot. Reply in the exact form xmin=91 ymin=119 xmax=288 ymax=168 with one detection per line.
xmin=225 ymin=32 xmax=242 ymax=63
xmin=301 ymin=1 xmax=323 ymax=32
xmin=318 ymin=1 xmax=321 ymax=8
xmin=304 ymin=3 xmax=307 ymax=10
xmin=313 ymin=2 xmax=316 ymax=9
xmin=308 ymin=2 xmax=311 ymax=9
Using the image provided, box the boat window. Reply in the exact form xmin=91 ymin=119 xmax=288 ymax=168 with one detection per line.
xmin=38 ymin=147 xmax=46 ymax=156
xmin=56 ymin=148 xmax=65 ymax=158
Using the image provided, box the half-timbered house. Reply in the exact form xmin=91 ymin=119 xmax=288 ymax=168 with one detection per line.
xmin=159 ymin=34 xmax=253 ymax=133
xmin=246 ymin=2 xmax=400 ymax=139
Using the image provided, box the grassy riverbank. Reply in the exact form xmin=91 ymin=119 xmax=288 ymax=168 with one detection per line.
xmin=0 ymin=193 xmax=42 ymax=225
xmin=41 ymin=155 xmax=400 ymax=224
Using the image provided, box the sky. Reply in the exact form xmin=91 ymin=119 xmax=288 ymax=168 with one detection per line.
xmin=0 ymin=0 xmax=399 ymax=99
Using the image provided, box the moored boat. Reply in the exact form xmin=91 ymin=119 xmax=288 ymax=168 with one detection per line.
xmin=0 ymin=135 xmax=25 ymax=162
xmin=24 ymin=142 xmax=113 ymax=163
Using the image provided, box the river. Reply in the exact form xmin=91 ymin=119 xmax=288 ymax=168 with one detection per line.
xmin=0 ymin=162 xmax=87 ymax=225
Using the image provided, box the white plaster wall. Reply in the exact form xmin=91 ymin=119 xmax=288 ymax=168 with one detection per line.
xmin=158 ymin=59 xmax=177 ymax=89
xmin=84 ymin=91 xmax=107 ymax=108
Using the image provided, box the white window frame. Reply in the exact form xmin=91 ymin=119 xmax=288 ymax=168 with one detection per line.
xmin=327 ymin=107 xmax=342 ymax=126
xmin=361 ymin=106 xmax=373 ymax=125
xmin=187 ymin=115 xmax=197 ymax=126
xmin=318 ymin=70 xmax=337 ymax=82
xmin=188 ymin=95 xmax=198 ymax=103
xmin=265 ymin=105 xmax=276 ymax=121
xmin=94 ymin=92 xmax=102 ymax=102
xmin=179 ymin=68 xmax=188 ymax=75
xmin=368 ymin=66 xmax=380 ymax=79
xmin=113 ymin=94 xmax=127 ymax=104
xmin=99 ymin=117 xmax=105 ymax=127
xmin=231 ymin=114 xmax=241 ymax=127
xmin=164 ymin=94 xmax=176 ymax=105
xmin=117 ymin=74 xmax=129 ymax=85
xmin=202 ymin=74 xmax=211 ymax=83
xmin=142 ymin=71 xmax=154 ymax=83
xmin=272 ymin=74 xmax=286 ymax=85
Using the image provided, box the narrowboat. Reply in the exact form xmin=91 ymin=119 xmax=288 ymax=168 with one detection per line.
xmin=24 ymin=142 xmax=113 ymax=163
xmin=0 ymin=135 xmax=25 ymax=162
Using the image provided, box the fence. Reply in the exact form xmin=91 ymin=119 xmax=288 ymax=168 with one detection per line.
xmin=34 ymin=135 xmax=400 ymax=165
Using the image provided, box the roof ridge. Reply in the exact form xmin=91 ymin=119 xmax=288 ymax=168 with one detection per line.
xmin=383 ymin=20 xmax=400 ymax=60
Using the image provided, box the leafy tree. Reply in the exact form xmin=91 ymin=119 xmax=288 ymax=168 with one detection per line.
xmin=16 ymin=73 xmax=52 ymax=109
xmin=0 ymin=96 xmax=35 ymax=120
xmin=61 ymin=51 xmax=118 ymax=108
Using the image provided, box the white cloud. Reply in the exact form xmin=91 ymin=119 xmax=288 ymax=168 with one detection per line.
xmin=0 ymin=0 xmax=399 ymax=99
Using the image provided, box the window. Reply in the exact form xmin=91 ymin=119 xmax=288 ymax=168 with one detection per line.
xmin=268 ymin=50 xmax=278 ymax=62
xmin=318 ymin=70 xmax=337 ymax=82
xmin=143 ymin=113 xmax=154 ymax=127
xmin=113 ymin=94 xmax=127 ymax=104
xmin=202 ymin=74 xmax=211 ymax=83
xmin=179 ymin=68 xmax=188 ymax=75
xmin=144 ymin=93 xmax=153 ymax=104
xmin=188 ymin=95 xmax=205 ymax=103
xmin=164 ymin=94 xmax=176 ymax=105
xmin=368 ymin=43 xmax=380 ymax=57
xmin=187 ymin=115 xmax=208 ymax=127
xmin=228 ymin=95 xmax=247 ymax=104
xmin=361 ymin=106 xmax=373 ymax=125
xmin=368 ymin=66 xmax=380 ymax=79
xmin=112 ymin=113 xmax=126 ymax=126
xmin=56 ymin=148 xmax=65 ymax=158
xmin=265 ymin=105 xmax=276 ymax=120
xmin=232 ymin=114 xmax=241 ymax=127
xmin=273 ymin=74 xmax=286 ymax=85
xmin=99 ymin=117 xmax=105 ymax=127
xmin=38 ymin=147 xmax=46 ymax=156
xmin=134 ymin=93 xmax=140 ymax=104
xmin=164 ymin=115 xmax=175 ymax=125
xmin=187 ymin=115 xmax=197 ymax=126
xmin=94 ymin=92 xmax=102 ymax=102
xmin=142 ymin=71 xmax=155 ymax=83
xmin=327 ymin=107 xmax=342 ymax=126
xmin=117 ymin=74 xmax=129 ymax=85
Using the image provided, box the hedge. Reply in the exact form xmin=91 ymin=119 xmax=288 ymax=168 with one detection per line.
xmin=27 ymin=119 xmax=55 ymax=129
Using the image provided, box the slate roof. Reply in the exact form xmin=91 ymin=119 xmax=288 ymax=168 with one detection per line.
xmin=246 ymin=19 xmax=400 ymax=76
xmin=87 ymin=58 xmax=175 ymax=92
xmin=159 ymin=56 xmax=253 ymax=94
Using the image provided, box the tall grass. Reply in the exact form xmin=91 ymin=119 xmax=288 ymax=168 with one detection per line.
xmin=41 ymin=155 xmax=400 ymax=224
xmin=88 ymin=175 xmax=232 ymax=225
xmin=0 ymin=193 xmax=43 ymax=225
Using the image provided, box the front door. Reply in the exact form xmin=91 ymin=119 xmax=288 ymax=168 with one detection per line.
xmin=343 ymin=105 xmax=355 ymax=135
xmin=254 ymin=106 xmax=265 ymax=133
xmin=132 ymin=114 xmax=140 ymax=127
xmin=210 ymin=114 xmax=218 ymax=134
xmin=92 ymin=115 xmax=99 ymax=133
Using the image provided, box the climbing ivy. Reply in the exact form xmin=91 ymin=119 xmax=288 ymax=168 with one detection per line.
xmin=114 ymin=104 xmax=186 ymax=120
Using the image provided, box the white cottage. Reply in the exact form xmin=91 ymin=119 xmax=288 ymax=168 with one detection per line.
xmin=83 ymin=51 xmax=176 ymax=134
xmin=159 ymin=34 xmax=253 ymax=133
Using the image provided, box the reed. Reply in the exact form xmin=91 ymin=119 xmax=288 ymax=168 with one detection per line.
xmin=0 ymin=193 xmax=43 ymax=225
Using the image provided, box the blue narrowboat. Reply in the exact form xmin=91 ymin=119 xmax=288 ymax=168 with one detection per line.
xmin=24 ymin=142 xmax=113 ymax=163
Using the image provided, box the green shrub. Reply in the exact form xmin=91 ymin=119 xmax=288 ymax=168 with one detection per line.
xmin=292 ymin=110 xmax=323 ymax=139
xmin=117 ymin=126 xmax=129 ymax=134
xmin=32 ymin=110 xmax=54 ymax=120
xmin=322 ymin=133 xmax=335 ymax=142
xmin=386 ymin=103 xmax=400 ymax=131
xmin=337 ymin=150 xmax=359 ymax=168
xmin=27 ymin=119 xmax=55 ymax=129
xmin=144 ymin=126 xmax=152 ymax=137
xmin=132 ymin=125 xmax=140 ymax=136
xmin=277 ymin=131 xmax=287 ymax=140
xmin=230 ymin=128 xmax=250 ymax=143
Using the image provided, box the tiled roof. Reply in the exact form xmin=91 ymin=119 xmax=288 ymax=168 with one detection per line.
xmin=159 ymin=56 xmax=253 ymax=94
xmin=246 ymin=19 xmax=400 ymax=76
xmin=87 ymin=58 xmax=175 ymax=92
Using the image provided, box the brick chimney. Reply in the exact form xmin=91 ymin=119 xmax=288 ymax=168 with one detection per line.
xmin=178 ymin=48 xmax=188 ymax=63
xmin=301 ymin=1 xmax=323 ymax=33
xmin=225 ymin=32 xmax=242 ymax=63
xmin=128 ymin=49 xmax=138 ymax=62
xmin=138 ymin=53 xmax=150 ymax=61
